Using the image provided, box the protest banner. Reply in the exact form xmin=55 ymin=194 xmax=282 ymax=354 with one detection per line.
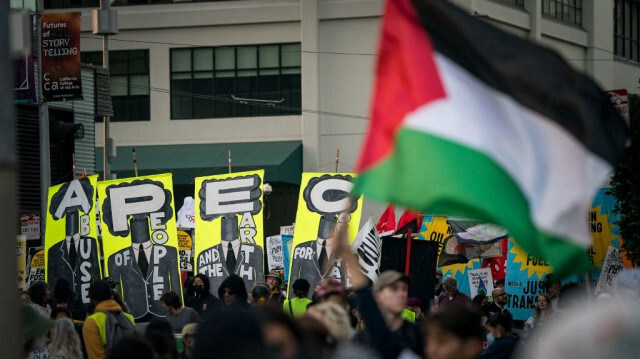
xmin=40 ymin=12 xmax=82 ymax=101
xmin=266 ymin=235 xmax=284 ymax=271
xmin=44 ymin=175 xmax=101 ymax=303
xmin=352 ymin=217 xmax=382 ymax=283
xmin=25 ymin=247 xmax=46 ymax=289
xmin=177 ymin=230 xmax=193 ymax=272
xmin=505 ymin=237 xmax=552 ymax=320
xmin=468 ymin=268 xmax=494 ymax=299
xmin=287 ymin=173 xmax=363 ymax=298
xmin=595 ymin=246 xmax=624 ymax=295
xmin=194 ymin=170 xmax=265 ymax=295
xmin=17 ymin=236 xmax=27 ymax=288
xmin=98 ymin=173 xmax=182 ymax=320
xmin=589 ymin=188 xmax=621 ymax=282
xmin=440 ymin=259 xmax=482 ymax=298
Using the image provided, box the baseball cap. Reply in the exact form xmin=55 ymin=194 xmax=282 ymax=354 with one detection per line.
xmin=373 ymin=270 xmax=410 ymax=293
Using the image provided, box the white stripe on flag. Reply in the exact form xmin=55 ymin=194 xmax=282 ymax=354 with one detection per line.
xmin=404 ymin=53 xmax=611 ymax=247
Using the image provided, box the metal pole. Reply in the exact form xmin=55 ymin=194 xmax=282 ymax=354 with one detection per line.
xmin=1 ymin=4 xmax=23 ymax=358
xmin=37 ymin=0 xmax=50 ymax=240
xmin=101 ymin=0 xmax=111 ymax=180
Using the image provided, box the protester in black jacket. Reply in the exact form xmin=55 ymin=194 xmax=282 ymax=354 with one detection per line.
xmin=186 ymin=273 xmax=222 ymax=320
xmin=218 ymin=274 xmax=250 ymax=310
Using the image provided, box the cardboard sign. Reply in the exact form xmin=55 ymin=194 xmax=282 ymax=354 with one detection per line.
xmin=177 ymin=230 xmax=193 ymax=272
xmin=98 ymin=173 xmax=182 ymax=320
xmin=25 ymin=247 xmax=46 ymax=288
xmin=468 ymin=268 xmax=494 ymax=299
xmin=287 ymin=173 xmax=363 ymax=298
xmin=266 ymin=235 xmax=284 ymax=271
xmin=194 ymin=170 xmax=265 ymax=295
xmin=595 ymin=246 xmax=624 ymax=295
xmin=17 ymin=236 xmax=27 ymax=288
xmin=44 ymin=175 xmax=102 ymax=303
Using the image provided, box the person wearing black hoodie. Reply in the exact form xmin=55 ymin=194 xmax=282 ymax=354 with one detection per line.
xmin=217 ymin=274 xmax=250 ymax=310
xmin=186 ymin=273 xmax=222 ymax=320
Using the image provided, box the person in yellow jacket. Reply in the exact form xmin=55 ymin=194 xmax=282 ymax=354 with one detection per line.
xmin=83 ymin=280 xmax=136 ymax=359
xmin=283 ymin=278 xmax=312 ymax=317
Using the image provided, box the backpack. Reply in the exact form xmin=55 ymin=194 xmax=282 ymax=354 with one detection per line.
xmin=100 ymin=311 xmax=136 ymax=356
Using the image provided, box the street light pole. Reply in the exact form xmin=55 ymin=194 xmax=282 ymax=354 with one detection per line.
xmin=93 ymin=0 xmax=118 ymax=180
xmin=37 ymin=0 xmax=50 ymax=237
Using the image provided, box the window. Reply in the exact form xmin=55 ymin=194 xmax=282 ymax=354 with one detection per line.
xmin=542 ymin=0 xmax=582 ymax=26
xmin=498 ymin=0 xmax=524 ymax=7
xmin=615 ymin=0 xmax=640 ymax=61
xmin=171 ymin=43 xmax=301 ymax=119
xmin=82 ymin=50 xmax=150 ymax=122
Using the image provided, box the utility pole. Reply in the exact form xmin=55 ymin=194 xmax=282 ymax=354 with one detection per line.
xmin=93 ymin=0 xmax=118 ymax=180
xmin=37 ymin=0 xmax=50 ymax=239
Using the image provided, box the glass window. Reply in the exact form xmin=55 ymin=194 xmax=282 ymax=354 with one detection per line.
xmin=81 ymin=50 xmax=151 ymax=122
xmin=542 ymin=0 xmax=582 ymax=26
xmin=615 ymin=0 xmax=640 ymax=61
xmin=170 ymin=43 xmax=301 ymax=120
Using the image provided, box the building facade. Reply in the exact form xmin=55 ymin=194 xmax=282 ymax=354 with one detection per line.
xmin=38 ymin=0 xmax=639 ymax=233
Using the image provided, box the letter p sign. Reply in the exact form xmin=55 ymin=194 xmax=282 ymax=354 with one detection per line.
xmin=109 ymin=184 xmax=166 ymax=232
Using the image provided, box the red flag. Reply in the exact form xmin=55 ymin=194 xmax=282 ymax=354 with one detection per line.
xmin=376 ymin=204 xmax=396 ymax=234
xmin=397 ymin=209 xmax=422 ymax=233
xmin=482 ymin=239 xmax=508 ymax=281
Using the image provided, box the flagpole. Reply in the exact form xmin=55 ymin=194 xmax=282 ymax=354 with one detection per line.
xmin=132 ymin=148 xmax=138 ymax=177
xmin=72 ymin=153 xmax=76 ymax=180
xmin=228 ymin=150 xmax=232 ymax=174
xmin=405 ymin=228 xmax=412 ymax=275
xmin=335 ymin=149 xmax=340 ymax=173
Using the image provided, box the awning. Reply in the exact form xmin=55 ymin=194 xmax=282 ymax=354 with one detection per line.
xmin=95 ymin=141 xmax=302 ymax=185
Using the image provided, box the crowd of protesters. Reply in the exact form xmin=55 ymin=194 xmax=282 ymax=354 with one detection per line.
xmin=19 ymin=240 xmax=640 ymax=359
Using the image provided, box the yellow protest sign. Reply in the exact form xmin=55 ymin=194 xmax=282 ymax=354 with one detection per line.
xmin=17 ymin=236 xmax=27 ymax=288
xmin=194 ymin=170 xmax=265 ymax=295
xmin=44 ymin=175 xmax=102 ymax=303
xmin=26 ymin=247 xmax=46 ymax=287
xmin=177 ymin=230 xmax=193 ymax=272
xmin=287 ymin=173 xmax=363 ymax=298
xmin=420 ymin=215 xmax=453 ymax=257
xmin=98 ymin=173 xmax=182 ymax=320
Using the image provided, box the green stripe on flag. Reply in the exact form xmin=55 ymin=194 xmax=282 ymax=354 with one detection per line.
xmin=353 ymin=128 xmax=589 ymax=276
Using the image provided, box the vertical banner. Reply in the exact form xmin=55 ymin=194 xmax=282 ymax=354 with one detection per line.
xmin=17 ymin=236 xmax=28 ymax=288
xmin=177 ymin=230 xmax=193 ymax=272
xmin=45 ymin=175 xmax=102 ymax=304
xmin=266 ymin=235 xmax=284 ymax=271
xmin=588 ymin=188 xmax=621 ymax=282
xmin=505 ymin=237 xmax=552 ymax=320
xmin=99 ymin=173 xmax=182 ymax=320
xmin=468 ymin=268 xmax=494 ymax=299
xmin=41 ymin=12 xmax=82 ymax=101
xmin=287 ymin=173 xmax=363 ymax=298
xmin=194 ymin=170 xmax=265 ymax=295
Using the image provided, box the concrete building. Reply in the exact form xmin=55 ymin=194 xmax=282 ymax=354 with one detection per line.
xmin=38 ymin=0 xmax=638 ymax=234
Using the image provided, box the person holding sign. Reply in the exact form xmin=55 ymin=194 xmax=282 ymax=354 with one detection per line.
xmin=102 ymin=178 xmax=182 ymax=320
xmin=196 ymin=174 xmax=265 ymax=295
xmin=47 ymin=177 xmax=102 ymax=304
xmin=288 ymin=174 xmax=360 ymax=299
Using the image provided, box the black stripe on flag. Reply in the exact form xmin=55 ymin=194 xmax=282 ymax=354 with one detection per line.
xmin=410 ymin=0 xmax=628 ymax=165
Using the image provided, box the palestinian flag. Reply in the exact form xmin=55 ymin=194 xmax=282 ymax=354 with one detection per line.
xmin=353 ymin=0 xmax=628 ymax=276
